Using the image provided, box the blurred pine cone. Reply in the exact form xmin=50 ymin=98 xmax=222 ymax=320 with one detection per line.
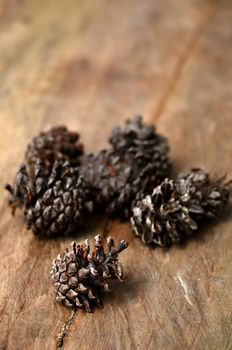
xmin=5 ymin=161 xmax=93 ymax=237
xmin=80 ymin=116 xmax=171 ymax=217
xmin=26 ymin=126 xmax=83 ymax=176
xmin=131 ymin=169 xmax=232 ymax=247
xmin=51 ymin=235 xmax=128 ymax=312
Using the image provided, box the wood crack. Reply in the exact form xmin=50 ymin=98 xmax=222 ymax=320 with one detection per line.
xmin=150 ymin=1 xmax=217 ymax=122
xmin=56 ymin=308 xmax=77 ymax=349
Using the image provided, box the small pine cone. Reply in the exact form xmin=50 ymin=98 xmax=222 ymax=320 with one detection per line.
xmin=26 ymin=126 xmax=83 ymax=176
xmin=50 ymin=235 xmax=128 ymax=312
xmin=177 ymin=168 xmax=231 ymax=220
xmin=80 ymin=116 xmax=171 ymax=217
xmin=131 ymin=169 xmax=232 ymax=247
xmin=5 ymin=161 xmax=93 ymax=237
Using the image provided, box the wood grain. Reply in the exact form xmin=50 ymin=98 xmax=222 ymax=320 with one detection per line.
xmin=0 ymin=0 xmax=232 ymax=349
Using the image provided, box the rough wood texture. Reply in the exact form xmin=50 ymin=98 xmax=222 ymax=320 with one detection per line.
xmin=1 ymin=0 xmax=232 ymax=349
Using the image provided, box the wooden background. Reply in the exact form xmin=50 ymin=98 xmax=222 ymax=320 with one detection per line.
xmin=1 ymin=0 xmax=232 ymax=349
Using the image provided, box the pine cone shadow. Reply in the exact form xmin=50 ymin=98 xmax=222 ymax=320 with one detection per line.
xmin=100 ymin=274 xmax=145 ymax=309
xmin=70 ymin=212 xmax=108 ymax=240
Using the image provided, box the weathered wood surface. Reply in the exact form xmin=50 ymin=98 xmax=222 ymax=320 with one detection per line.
xmin=1 ymin=0 xmax=232 ymax=349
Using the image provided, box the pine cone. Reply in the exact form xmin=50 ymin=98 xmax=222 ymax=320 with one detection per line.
xmin=26 ymin=126 xmax=83 ymax=176
xmin=50 ymin=235 xmax=128 ymax=312
xmin=131 ymin=169 xmax=232 ymax=247
xmin=5 ymin=161 xmax=93 ymax=237
xmin=177 ymin=169 xmax=231 ymax=219
xmin=80 ymin=116 xmax=171 ymax=217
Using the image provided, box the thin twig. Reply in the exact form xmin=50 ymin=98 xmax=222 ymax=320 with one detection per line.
xmin=56 ymin=307 xmax=77 ymax=349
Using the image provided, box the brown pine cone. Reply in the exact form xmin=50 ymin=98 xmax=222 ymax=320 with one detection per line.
xmin=131 ymin=169 xmax=232 ymax=247
xmin=50 ymin=235 xmax=129 ymax=312
xmin=80 ymin=116 xmax=171 ymax=217
xmin=5 ymin=161 xmax=93 ymax=237
xmin=26 ymin=126 xmax=83 ymax=176
xmin=177 ymin=169 xmax=231 ymax=219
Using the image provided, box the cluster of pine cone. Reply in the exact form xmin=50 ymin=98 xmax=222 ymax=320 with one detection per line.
xmin=6 ymin=116 xmax=231 ymax=246
xmin=6 ymin=117 xmax=232 ymax=312
xmin=6 ymin=117 xmax=171 ymax=237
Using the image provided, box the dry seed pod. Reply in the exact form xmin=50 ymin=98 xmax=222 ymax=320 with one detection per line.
xmin=50 ymin=235 xmax=129 ymax=312
xmin=26 ymin=126 xmax=83 ymax=176
xmin=80 ymin=116 xmax=171 ymax=217
xmin=131 ymin=168 xmax=232 ymax=247
xmin=5 ymin=161 xmax=93 ymax=237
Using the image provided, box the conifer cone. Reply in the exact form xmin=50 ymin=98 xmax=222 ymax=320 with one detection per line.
xmin=50 ymin=235 xmax=128 ymax=312
xmin=5 ymin=161 xmax=93 ymax=237
xmin=79 ymin=116 xmax=171 ymax=217
xmin=131 ymin=169 xmax=232 ymax=247
xmin=26 ymin=126 xmax=83 ymax=176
